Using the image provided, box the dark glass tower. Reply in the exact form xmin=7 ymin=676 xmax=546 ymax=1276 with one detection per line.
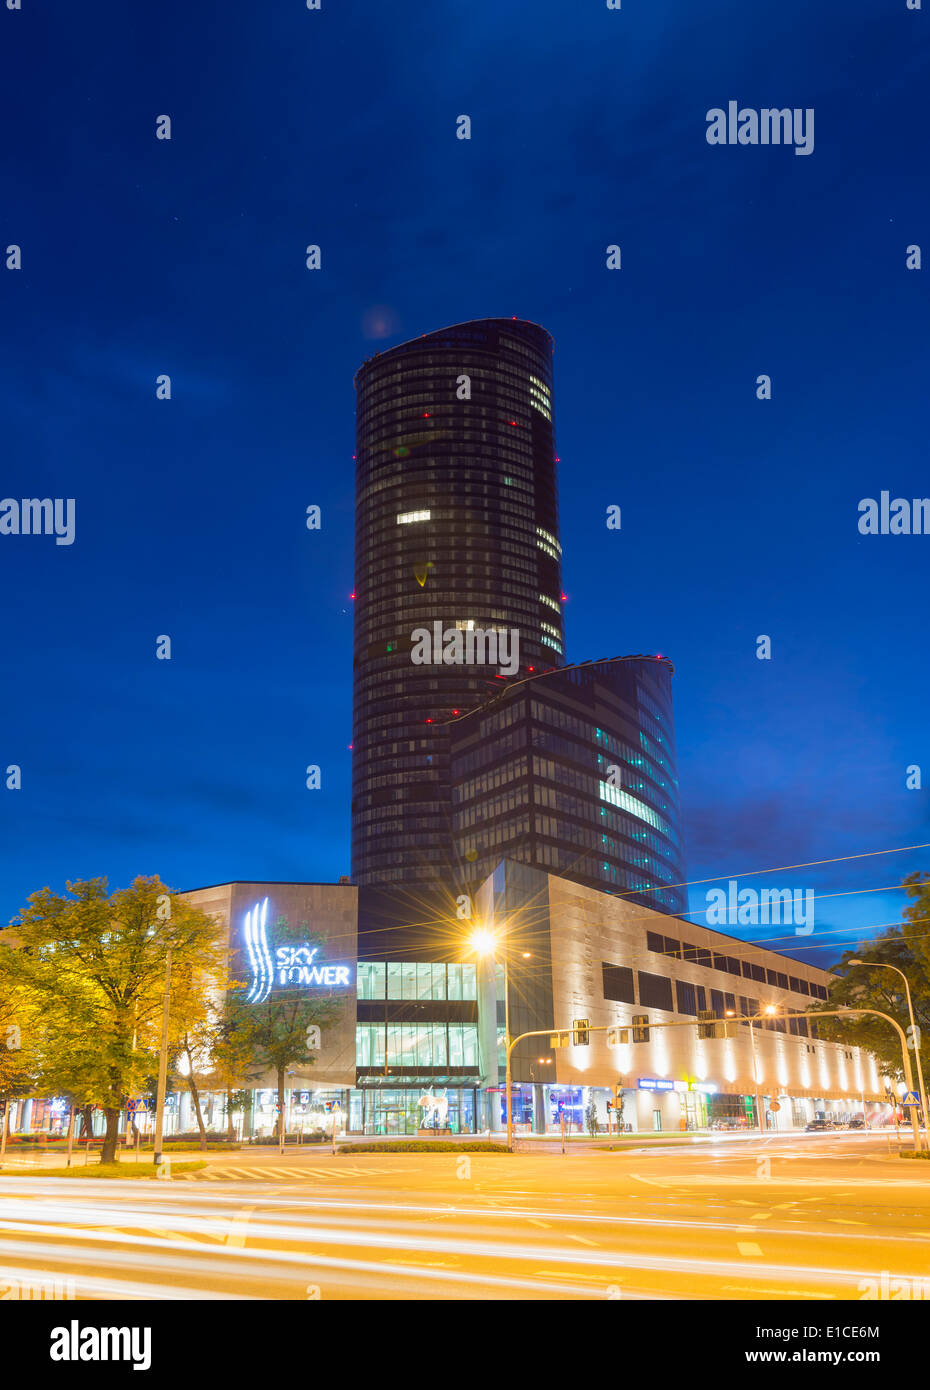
xmin=448 ymin=655 xmax=687 ymax=913
xmin=352 ymin=318 xmax=565 ymax=887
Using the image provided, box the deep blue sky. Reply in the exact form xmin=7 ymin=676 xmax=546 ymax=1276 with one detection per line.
xmin=1 ymin=1 xmax=927 ymax=967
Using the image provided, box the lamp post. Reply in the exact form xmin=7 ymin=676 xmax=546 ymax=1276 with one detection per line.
xmin=849 ymin=959 xmax=929 ymax=1147
xmin=152 ymin=946 xmax=173 ymax=1169
xmin=470 ymin=928 xmax=515 ymax=1150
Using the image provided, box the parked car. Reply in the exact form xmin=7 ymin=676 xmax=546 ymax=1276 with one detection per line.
xmin=847 ymin=1116 xmax=866 ymax=1129
xmin=806 ymin=1118 xmax=835 ymax=1131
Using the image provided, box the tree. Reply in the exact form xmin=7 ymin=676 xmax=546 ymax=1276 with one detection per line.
xmin=212 ymin=1013 xmax=264 ymax=1140
xmin=221 ymin=917 xmax=344 ymax=1143
xmin=812 ymin=873 xmax=930 ymax=1082
xmin=0 ymin=972 xmax=39 ymax=1154
xmin=1 ymin=876 xmax=228 ymax=1163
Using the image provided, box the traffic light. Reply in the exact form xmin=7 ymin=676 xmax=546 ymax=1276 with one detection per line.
xmin=606 ymin=1025 xmax=630 ymax=1046
xmin=572 ymin=1018 xmax=590 ymax=1046
xmin=632 ymin=1014 xmax=650 ymax=1043
xmin=698 ymin=1009 xmax=735 ymax=1039
xmin=606 ymin=1100 xmax=612 ymax=1112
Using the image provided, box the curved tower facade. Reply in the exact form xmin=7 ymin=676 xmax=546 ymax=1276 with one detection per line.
xmin=448 ymin=655 xmax=687 ymax=914
xmin=352 ymin=318 xmax=565 ymax=887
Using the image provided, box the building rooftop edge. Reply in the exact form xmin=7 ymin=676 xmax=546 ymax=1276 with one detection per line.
xmin=353 ymin=316 xmax=554 ymax=387
xmin=445 ymin=653 xmax=675 ymax=724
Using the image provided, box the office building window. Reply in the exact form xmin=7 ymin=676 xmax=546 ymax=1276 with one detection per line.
xmin=637 ymin=971 xmax=673 ymax=1011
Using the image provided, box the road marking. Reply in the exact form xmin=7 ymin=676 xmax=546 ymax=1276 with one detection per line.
xmin=225 ymin=1206 xmax=256 ymax=1248
xmin=750 ymin=1213 xmax=772 ymax=1221
xmin=528 ymin=1218 xmax=552 ymax=1229
xmin=392 ymin=1259 xmax=459 ymax=1269
xmin=566 ymin=1234 xmax=599 ymax=1247
xmin=828 ymin=1219 xmax=866 ymax=1226
xmin=723 ymin=1285 xmax=836 ymax=1299
xmin=737 ymin=1242 xmax=763 ymax=1257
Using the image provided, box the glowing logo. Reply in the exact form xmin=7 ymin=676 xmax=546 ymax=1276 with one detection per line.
xmin=244 ymin=897 xmax=273 ymax=1003
xmin=243 ymin=899 xmax=353 ymax=1002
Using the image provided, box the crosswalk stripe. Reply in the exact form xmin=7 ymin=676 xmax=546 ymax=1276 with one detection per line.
xmin=182 ymin=1162 xmax=404 ymax=1181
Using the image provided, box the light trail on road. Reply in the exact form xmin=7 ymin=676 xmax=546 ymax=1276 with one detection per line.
xmin=0 ymin=1135 xmax=926 ymax=1300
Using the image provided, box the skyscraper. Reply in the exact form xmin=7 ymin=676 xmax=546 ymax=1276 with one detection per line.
xmin=352 ymin=318 xmax=566 ymax=887
xmin=449 ymin=655 xmax=687 ymax=913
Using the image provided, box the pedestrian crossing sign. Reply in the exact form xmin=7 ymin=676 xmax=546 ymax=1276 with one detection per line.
xmin=902 ymin=1091 xmax=920 ymax=1107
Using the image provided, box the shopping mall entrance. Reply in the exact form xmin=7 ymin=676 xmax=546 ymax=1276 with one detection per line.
xmin=349 ymin=1087 xmax=477 ymax=1135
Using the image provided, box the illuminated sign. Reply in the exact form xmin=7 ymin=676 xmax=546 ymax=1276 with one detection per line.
xmin=637 ymin=1078 xmax=674 ymax=1092
xmin=275 ymin=945 xmax=351 ymax=989
xmin=243 ymin=898 xmax=354 ymax=1004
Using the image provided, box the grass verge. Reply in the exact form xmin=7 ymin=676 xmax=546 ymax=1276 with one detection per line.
xmin=1 ymin=1161 xmax=207 ymax=1179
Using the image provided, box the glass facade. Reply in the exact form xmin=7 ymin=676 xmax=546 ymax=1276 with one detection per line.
xmin=352 ymin=318 xmax=565 ymax=889
xmin=449 ymin=655 xmax=687 ymax=912
xmin=355 ymin=1021 xmax=479 ymax=1069
xmin=357 ymin=960 xmax=477 ymax=1000
xmin=348 ymin=1087 xmax=477 ymax=1136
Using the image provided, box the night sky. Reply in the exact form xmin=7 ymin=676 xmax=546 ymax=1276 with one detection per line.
xmin=1 ymin=0 xmax=927 ymax=968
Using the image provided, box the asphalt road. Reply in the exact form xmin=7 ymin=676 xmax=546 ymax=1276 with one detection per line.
xmin=0 ymin=1132 xmax=927 ymax=1300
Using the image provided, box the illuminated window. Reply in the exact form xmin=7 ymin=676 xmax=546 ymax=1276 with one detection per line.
xmin=397 ymin=510 xmax=431 ymax=525
xmin=599 ymin=780 xmax=669 ymax=834
xmin=536 ymin=526 xmax=562 ymax=560
xmin=529 ymin=374 xmax=552 ymax=420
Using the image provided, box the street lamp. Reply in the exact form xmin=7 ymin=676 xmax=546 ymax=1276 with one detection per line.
xmin=152 ymin=945 xmax=173 ymax=1169
xmin=849 ymin=959 xmax=929 ymax=1143
xmin=470 ymin=928 xmax=514 ymax=1150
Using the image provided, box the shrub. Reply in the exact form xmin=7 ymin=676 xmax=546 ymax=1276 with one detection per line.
xmin=248 ymin=1132 xmax=327 ymax=1145
xmin=338 ymin=1141 xmax=509 ymax=1154
xmin=160 ymin=1131 xmax=237 ymax=1144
